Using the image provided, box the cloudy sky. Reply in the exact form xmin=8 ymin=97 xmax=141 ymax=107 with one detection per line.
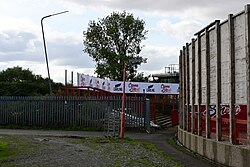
xmin=0 ymin=0 xmax=249 ymax=84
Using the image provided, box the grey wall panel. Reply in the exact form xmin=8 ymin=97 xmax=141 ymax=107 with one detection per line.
xmin=195 ymin=40 xmax=199 ymax=104
xmin=201 ymin=34 xmax=206 ymax=104
xmin=209 ymin=29 xmax=217 ymax=104
xmin=220 ymin=21 xmax=230 ymax=104
xmin=189 ymin=44 xmax=193 ymax=104
xmin=234 ymin=13 xmax=247 ymax=104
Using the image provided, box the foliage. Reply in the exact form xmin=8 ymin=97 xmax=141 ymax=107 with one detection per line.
xmin=131 ymin=72 xmax=150 ymax=82
xmin=0 ymin=66 xmax=63 ymax=96
xmin=83 ymin=11 xmax=148 ymax=81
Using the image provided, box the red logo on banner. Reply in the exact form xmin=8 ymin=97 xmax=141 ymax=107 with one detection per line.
xmin=161 ymin=84 xmax=171 ymax=93
xmin=128 ymin=83 xmax=140 ymax=92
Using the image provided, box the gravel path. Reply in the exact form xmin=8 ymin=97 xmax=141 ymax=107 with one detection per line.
xmin=0 ymin=128 xmax=221 ymax=167
xmin=0 ymin=133 xmax=179 ymax=167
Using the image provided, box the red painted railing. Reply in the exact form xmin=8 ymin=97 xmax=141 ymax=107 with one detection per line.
xmin=189 ymin=104 xmax=247 ymax=144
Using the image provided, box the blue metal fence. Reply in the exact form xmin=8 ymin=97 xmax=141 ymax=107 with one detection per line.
xmin=0 ymin=96 xmax=149 ymax=130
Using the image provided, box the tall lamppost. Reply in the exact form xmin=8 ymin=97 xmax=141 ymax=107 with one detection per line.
xmin=41 ymin=11 xmax=69 ymax=95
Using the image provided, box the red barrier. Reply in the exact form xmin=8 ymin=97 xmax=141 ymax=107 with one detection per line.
xmin=192 ymin=104 xmax=247 ymax=143
xmin=171 ymin=109 xmax=178 ymax=126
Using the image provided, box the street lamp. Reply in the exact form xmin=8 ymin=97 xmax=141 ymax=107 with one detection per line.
xmin=41 ymin=11 xmax=69 ymax=95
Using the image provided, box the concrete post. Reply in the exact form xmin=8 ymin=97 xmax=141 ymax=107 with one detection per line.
xmin=191 ymin=39 xmax=196 ymax=133
xmin=182 ymin=46 xmax=186 ymax=130
xmin=205 ymin=28 xmax=211 ymax=139
xmin=186 ymin=43 xmax=190 ymax=132
xmin=245 ymin=4 xmax=250 ymax=145
xmin=197 ymin=34 xmax=202 ymax=136
xmin=215 ymin=20 xmax=222 ymax=141
xmin=179 ymin=51 xmax=183 ymax=129
xmin=228 ymin=14 xmax=236 ymax=144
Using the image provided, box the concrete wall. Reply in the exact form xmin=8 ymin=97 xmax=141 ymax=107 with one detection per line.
xmin=189 ymin=44 xmax=193 ymax=104
xmin=234 ymin=14 xmax=246 ymax=104
xmin=178 ymin=4 xmax=250 ymax=166
xmin=178 ymin=128 xmax=250 ymax=167
xmin=220 ymin=21 xmax=230 ymax=104
xmin=209 ymin=28 xmax=217 ymax=104
xmin=195 ymin=40 xmax=199 ymax=105
xmin=200 ymin=34 xmax=206 ymax=104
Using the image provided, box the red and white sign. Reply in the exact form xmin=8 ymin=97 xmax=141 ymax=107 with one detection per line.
xmin=77 ymin=73 xmax=179 ymax=95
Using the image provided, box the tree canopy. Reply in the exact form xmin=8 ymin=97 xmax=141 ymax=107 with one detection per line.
xmin=0 ymin=66 xmax=62 ymax=96
xmin=83 ymin=11 xmax=148 ymax=81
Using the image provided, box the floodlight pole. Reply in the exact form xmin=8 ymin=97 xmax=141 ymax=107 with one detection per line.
xmin=41 ymin=11 xmax=68 ymax=95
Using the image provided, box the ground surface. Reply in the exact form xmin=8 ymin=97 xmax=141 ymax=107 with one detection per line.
xmin=0 ymin=127 xmax=222 ymax=167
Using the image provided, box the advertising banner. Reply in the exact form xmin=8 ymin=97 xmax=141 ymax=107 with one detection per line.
xmin=77 ymin=73 xmax=179 ymax=95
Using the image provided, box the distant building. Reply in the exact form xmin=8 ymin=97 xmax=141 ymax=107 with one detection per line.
xmin=151 ymin=64 xmax=179 ymax=83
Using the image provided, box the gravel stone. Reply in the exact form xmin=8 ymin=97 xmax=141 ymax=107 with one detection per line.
xmin=1 ymin=135 xmax=176 ymax=167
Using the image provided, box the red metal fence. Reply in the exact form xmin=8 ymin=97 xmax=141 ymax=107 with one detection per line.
xmin=188 ymin=105 xmax=247 ymax=144
xmin=59 ymin=86 xmax=179 ymax=127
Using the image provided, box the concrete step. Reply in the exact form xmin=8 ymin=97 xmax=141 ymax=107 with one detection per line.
xmin=153 ymin=113 xmax=173 ymax=127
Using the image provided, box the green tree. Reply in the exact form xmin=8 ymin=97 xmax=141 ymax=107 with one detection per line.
xmin=131 ymin=72 xmax=149 ymax=82
xmin=0 ymin=66 xmax=35 ymax=83
xmin=83 ymin=11 xmax=148 ymax=81
xmin=0 ymin=66 xmax=62 ymax=96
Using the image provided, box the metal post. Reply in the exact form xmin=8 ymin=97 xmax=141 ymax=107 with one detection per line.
xmin=145 ymin=98 xmax=151 ymax=133
xmin=41 ymin=11 xmax=68 ymax=95
xmin=120 ymin=63 xmax=126 ymax=139
xmin=65 ymin=69 xmax=67 ymax=86
xmin=71 ymin=71 xmax=73 ymax=85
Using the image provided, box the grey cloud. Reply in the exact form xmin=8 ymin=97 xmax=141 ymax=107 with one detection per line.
xmin=0 ymin=30 xmax=94 ymax=69
xmin=138 ymin=46 xmax=179 ymax=71
xmin=0 ymin=31 xmax=36 ymax=52
xmin=0 ymin=31 xmax=44 ymax=62
xmin=62 ymin=0 xmax=249 ymax=19
xmin=46 ymin=41 xmax=95 ymax=68
xmin=141 ymin=55 xmax=178 ymax=71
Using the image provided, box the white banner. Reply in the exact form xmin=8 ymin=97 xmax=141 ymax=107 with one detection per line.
xmin=77 ymin=73 xmax=179 ymax=95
